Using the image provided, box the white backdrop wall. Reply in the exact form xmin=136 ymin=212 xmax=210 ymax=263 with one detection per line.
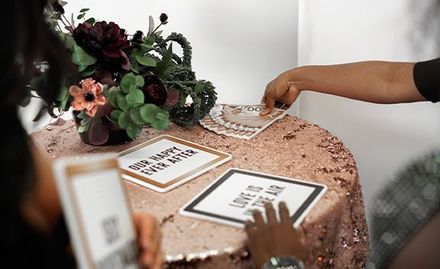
xmin=297 ymin=0 xmax=440 ymax=217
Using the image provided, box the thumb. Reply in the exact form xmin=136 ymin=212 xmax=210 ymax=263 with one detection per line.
xmin=261 ymin=95 xmax=275 ymax=116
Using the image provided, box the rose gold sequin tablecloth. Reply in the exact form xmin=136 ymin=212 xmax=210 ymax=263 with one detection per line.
xmin=31 ymin=115 xmax=368 ymax=269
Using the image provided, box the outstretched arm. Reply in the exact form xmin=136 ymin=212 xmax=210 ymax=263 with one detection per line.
xmin=261 ymin=61 xmax=427 ymax=115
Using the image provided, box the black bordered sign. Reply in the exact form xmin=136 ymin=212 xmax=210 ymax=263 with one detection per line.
xmin=180 ymin=169 xmax=327 ymax=228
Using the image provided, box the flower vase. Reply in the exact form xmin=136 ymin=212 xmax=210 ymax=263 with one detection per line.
xmin=72 ymin=110 xmax=130 ymax=146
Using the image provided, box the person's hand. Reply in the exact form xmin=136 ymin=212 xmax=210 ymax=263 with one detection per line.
xmin=133 ymin=212 xmax=163 ymax=269
xmin=245 ymin=202 xmax=308 ymax=268
xmin=261 ymin=74 xmax=301 ymax=116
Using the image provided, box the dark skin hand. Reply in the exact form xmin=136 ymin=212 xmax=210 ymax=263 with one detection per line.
xmin=245 ymin=202 xmax=308 ymax=268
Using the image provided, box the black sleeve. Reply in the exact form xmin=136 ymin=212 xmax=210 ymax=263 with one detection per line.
xmin=413 ymin=58 xmax=440 ymax=103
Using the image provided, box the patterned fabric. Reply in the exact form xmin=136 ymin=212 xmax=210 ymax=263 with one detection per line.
xmin=366 ymin=151 xmax=440 ymax=269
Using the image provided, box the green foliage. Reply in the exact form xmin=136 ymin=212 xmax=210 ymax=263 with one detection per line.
xmin=72 ymin=45 xmax=96 ymax=72
xmin=140 ymin=104 xmax=170 ymax=130
xmin=154 ymin=44 xmax=173 ymax=77
xmin=76 ymin=111 xmax=91 ymax=133
xmin=109 ymin=72 xmax=170 ymax=138
xmin=136 ymin=55 xmax=157 ymax=67
xmin=126 ymin=123 xmax=141 ymax=139
xmin=77 ymin=7 xmax=94 ymax=24
xmin=117 ymin=111 xmax=130 ymax=129
xmin=126 ymin=89 xmax=144 ymax=106
xmin=120 ymin=73 xmax=137 ymax=93
xmin=37 ymin=2 xmax=218 ymax=142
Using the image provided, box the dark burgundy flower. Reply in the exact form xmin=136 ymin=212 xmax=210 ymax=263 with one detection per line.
xmin=143 ymin=75 xmax=168 ymax=106
xmin=160 ymin=13 xmax=168 ymax=25
xmin=73 ymin=21 xmax=130 ymax=71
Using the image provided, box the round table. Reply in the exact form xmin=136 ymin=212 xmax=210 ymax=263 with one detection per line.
xmin=32 ymin=115 xmax=368 ymax=269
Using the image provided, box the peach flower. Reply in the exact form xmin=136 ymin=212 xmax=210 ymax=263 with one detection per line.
xmin=69 ymin=78 xmax=106 ymax=117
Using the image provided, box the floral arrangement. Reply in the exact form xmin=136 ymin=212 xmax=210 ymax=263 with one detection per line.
xmin=30 ymin=1 xmax=216 ymax=145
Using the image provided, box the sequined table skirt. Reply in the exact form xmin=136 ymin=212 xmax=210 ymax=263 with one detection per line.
xmin=32 ymin=115 xmax=368 ymax=269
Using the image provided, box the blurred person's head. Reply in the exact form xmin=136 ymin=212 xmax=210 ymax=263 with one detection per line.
xmin=0 ymin=0 xmax=70 ymax=230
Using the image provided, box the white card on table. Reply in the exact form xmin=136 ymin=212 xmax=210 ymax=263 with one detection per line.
xmin=180 ymin=169 xmax=327 ymax=228
xmin=53 ymin=154 xmax=139 ymax=269
xmin=118 ymin=135 xmax=232 ymax=193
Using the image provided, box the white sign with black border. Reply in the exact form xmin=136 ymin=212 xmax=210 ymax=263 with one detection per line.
xmin=180 ymin=169 xmax=327 ymax=228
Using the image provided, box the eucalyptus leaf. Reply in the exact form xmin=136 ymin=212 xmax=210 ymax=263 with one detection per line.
xmin=79 ymin=8 xmax=90 ymax=13
xmin=78 ymin=65 xmax=88 ymax=72
xmin=130 ymin=59 xmax=140 ymax=74
xmin=116 ymin=93 xmax=129 ymax=111
xmin=117 ymin=111 xmax=130 ymax=129
xmin=136 ymin=55 xmax=156 ymax=67
xmin=126 ymin=123 xmax=141 ymax=139
xmin=77 ymin=125 xmax=87 ymax=133
xmin=150 ymin=117 xmax=169 ymax=130
xmin=107 ymin=87 xmax=119 ymax=107
xmin=120 ymin=73 xmax=137 ymax=93
xmin=129 ymin=107 xmax=144 ymax=125
xmin=77 ymin=111 xmax=88 ymax=120
xmin=81 ymin=65 xmax=95 ymax=77
xmin=59 ymin=33 xmax=76 ymax=50
xmin=135 ymin=75 xmax=145 ymax=87
xmin=77 ymin=14 xmax=84 ymax=20
xmin=77 ymin=120 xmax=90 ymax=133
xmin=110 ymin=110 xmax=122 ymax=123
xmin=85 ymin=17 xmax=96 ymax=25
xmin=72 ymin=45 xmax=96 ymax=66
xmin=126 ymin=89 xmax=144 ymax=106
xmin=140 ymin=103 xmax=158 ymax=123
xmin=156 ymin=111 xmax=169 ymax=121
